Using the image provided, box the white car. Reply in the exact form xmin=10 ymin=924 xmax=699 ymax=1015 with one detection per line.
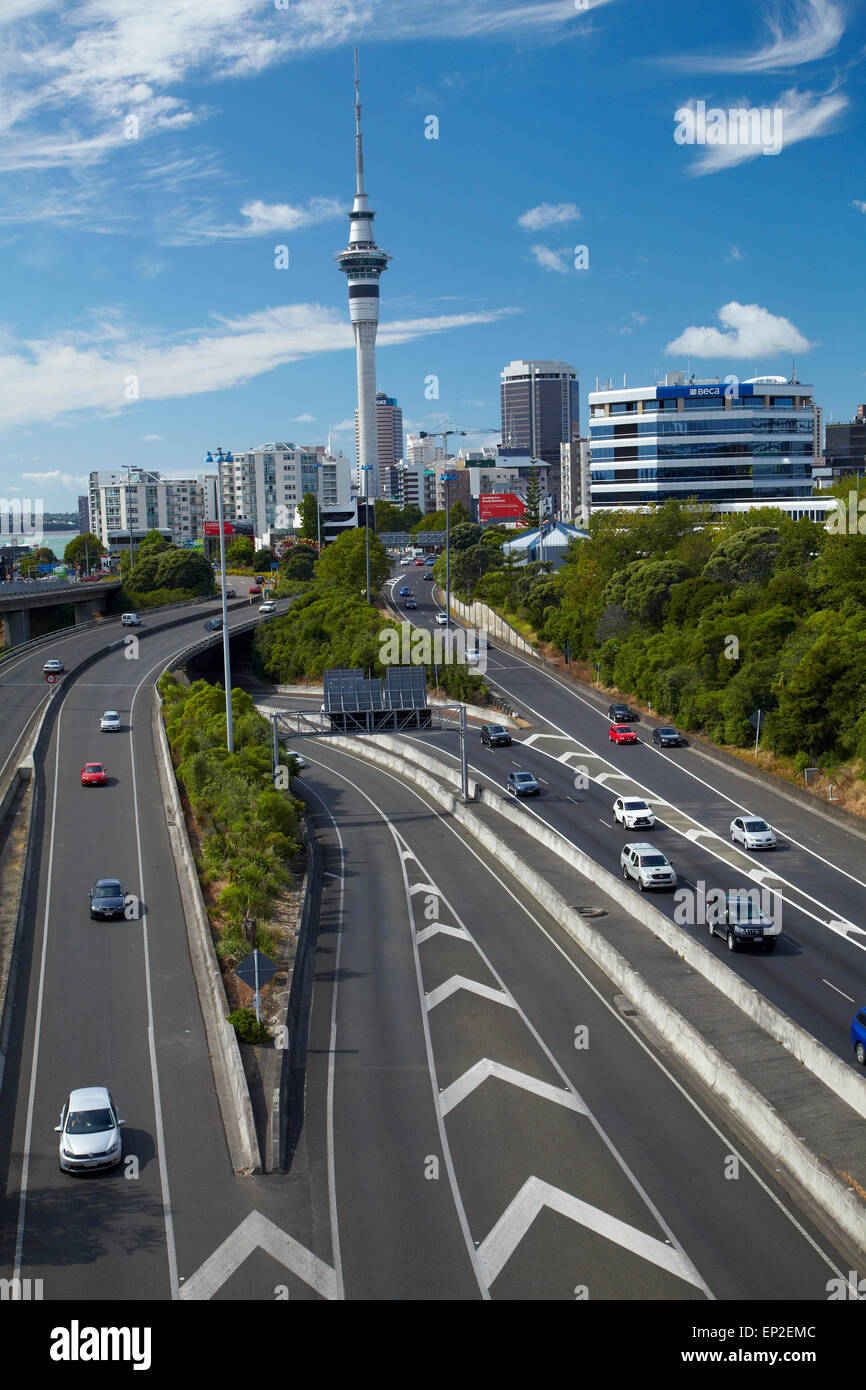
xmin=100 ymin=710 xmax=122 ymax=732
xmin=435 ymin=612 xmax=449 ymax=627
xmin=43 ymin=658 xmax=64 ymax=673
xmin=613 ymin=796 xmax=655 ymax=830
xmin=120 ymin=612 xmax=140 ymax=626
xmin=730 ymin=816 xmax=776 ymax=850
xmin=620 ymin=842 xmax=677 ymax=891
xmin=258 ymin=601 xmax=276 ymax=615
xmin=55 ymin=1086 xmax=125 ymax=1173
xmin=289 ymin=752 xmax=309 ymax=770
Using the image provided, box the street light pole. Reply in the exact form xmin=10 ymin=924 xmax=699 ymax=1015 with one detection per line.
xmin=208 ymin=448 xmax=235 ymax=753
xmin=361 ymin=464 xmax=373 ymax=602
xmin=443 ymin=470 xmax=458 ymax=623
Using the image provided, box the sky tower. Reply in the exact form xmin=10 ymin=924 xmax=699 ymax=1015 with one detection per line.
xmin=335 ymin=48 xmax=391 ymax=502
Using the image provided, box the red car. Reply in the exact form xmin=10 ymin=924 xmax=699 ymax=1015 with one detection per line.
xmin=249 ymin=585 xmax=262 ymax=596
xmin=609 ymin=724 xmax=637 ymax=744
xmin=81 ymin=762 xmax=107 ymax=786
xmin=414 ymin=558 xmax=425 ymax=566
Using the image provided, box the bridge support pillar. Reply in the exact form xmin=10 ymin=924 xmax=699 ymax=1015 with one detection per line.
xmin=74 ymin=600 xmax=96 ymax=624
xmin=1 ymin=607 xmax=31 ymax=648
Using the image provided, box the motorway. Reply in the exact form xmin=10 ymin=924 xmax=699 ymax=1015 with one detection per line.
xmin=385 ymin=565 xmax=866 ymax=1070
xmin=0 ymin=572 xmax=858 ymax=1299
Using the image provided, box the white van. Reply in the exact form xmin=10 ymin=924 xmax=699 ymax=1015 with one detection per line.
xmin=121 ymin=612 xmax=140 ymax=626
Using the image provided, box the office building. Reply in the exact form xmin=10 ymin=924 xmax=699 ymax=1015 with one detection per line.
xmin=588 ymin=373 xmax=821 ymax=516
xmin=218 ymin=444 xmax=353 ymax=543
xmin=77 ymin=495 xmax=90 ymax=535
xmin=406 ymin=433 xmax=445 ymax=469
xmin=825 ymin=406 xmax=866 ymax=482
xmin=500 ymin=359 xmax=581 ymax=507
xmin=357 ymin=393 xmax=403 ymax=495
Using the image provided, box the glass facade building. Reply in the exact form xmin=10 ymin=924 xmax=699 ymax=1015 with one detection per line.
xmin=500 ymin=360 xmax=580 ymax=509
xmin=588 ymin=378 xmax=815 ymax=508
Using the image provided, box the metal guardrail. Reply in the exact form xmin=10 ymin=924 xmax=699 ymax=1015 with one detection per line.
xmin=0 ymin=590 xmax=222 ymax=665
xmin=0 ymin=577 xmax=119 ymax=598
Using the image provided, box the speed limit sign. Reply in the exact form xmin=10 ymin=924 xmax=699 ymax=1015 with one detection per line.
xmin=45 ymin=673 xmax=57 ymax=685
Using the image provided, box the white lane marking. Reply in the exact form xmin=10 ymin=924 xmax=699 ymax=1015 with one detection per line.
xmin=409 ymin=881 xmax=438 ymax=897
xmin=311 ymin=739 xmax=846 ymax=1284
xmin=299 ymin=784 xmax=347 ymax=1299
xmin=439 ymin=1059 xmax=587 ymax=1118
xmin=12 ymin=696 xmax=64 ymax=1288
xmin=477 ymin=1176 xmax=705 ymax=1291
xmin=425 ymin=976 xmax=516 ymax=1012
xmin=415 ymin=923 xmax=471 ymax=946
xmin=486 ymin=645 xmax=866 ymax=894
xmin=823 ymin=979 xmax=855 ymax=1004
xmin=179 ymin=1210 xmax=338 ymax=1300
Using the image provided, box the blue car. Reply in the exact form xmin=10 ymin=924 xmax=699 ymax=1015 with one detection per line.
xmin=398 ymin=585 xmax=410 ymax=596
xmin=852 ymin=1008 xmax=866 ymax=1065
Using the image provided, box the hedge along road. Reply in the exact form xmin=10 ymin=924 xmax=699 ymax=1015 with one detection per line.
xmin=388 ymin=570 xmax=866 ymax=1068
xmin=0 ymin=601 xmax=341 ymax=1301
xmin=289 ymin=734 xmax=849 ymax=1299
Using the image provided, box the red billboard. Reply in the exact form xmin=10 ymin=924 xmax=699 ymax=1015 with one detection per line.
xmin=479 ymin=493 xmax=526 ymax=522
xmin=204 ymin=521 xmax=234 ymax=536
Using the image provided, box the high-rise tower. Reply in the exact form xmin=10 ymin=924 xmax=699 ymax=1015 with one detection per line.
xmin=336 ymin=48 xmax=391 ymax=503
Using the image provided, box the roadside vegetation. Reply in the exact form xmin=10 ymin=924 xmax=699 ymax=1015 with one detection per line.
xmin=118 ymin=530 xmax=214 ymax=609
xmin=159 ymin=676 xmax=303 ymax=1017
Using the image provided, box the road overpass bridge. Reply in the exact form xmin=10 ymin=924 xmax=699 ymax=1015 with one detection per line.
xmin=0 ymin=577 xmax=121 ymax=647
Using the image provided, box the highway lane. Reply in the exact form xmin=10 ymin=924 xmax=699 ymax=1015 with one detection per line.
xmin=386 ymin=568 xmax=866 ymax=1065
xmin=0 ymin=604 xmax=338 ymax=1301
xmin=295 ymin=736 xmax=852 ymax=1298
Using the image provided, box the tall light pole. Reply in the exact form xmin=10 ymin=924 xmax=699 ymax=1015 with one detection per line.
xmin=206 ymin=449 xmax=234 ymax=753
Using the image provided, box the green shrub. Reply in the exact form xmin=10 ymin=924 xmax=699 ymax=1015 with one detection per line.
xmin=227 ymin=1008 xmax=271 ymax=1044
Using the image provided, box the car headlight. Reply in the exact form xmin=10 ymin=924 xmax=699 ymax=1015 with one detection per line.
xmin=62 ymin=1145 xmax=75 ymax=1157
xmin=107 ymin=1136 xmax=119 ymax=1153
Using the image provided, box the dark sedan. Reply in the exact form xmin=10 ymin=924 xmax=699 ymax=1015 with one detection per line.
xmin=89 ymin=879 xmax=127 ymax=920
xmin=652 ymin=726 xmax=683 ymax=747
xmin=608 ymin=703 xmax=637 ymax=722
xmin=481 ymin=724 xmax=512 ymax=747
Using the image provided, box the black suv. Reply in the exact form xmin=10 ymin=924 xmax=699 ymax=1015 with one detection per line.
xmin=608 ymin=703 xmax=637 ymax=721
xmin=204 ymin=616 xmax=223 ymax=632
xmin=481 ymin=724 xmax=512 ymax=747
xmin=652 ymin=726 xmax=683 ymax=747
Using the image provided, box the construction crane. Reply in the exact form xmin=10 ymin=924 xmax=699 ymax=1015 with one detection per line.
xmin=418 ymin=423 xmax=500 ymax=456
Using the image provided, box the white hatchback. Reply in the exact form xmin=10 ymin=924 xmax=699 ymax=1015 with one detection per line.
xmin=100 ymin=710 xmax=122 ymax=732
xmin=435 ymin=612 xmax=449 ymax=627
xmin=55 ymin=1086 xmax=125 ymax=1173
xmin=730 ymin=816 xmax=776 ymax=850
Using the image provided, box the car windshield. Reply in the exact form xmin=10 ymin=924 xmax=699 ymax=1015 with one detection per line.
xmin=94 ymin=883 xmax=122 ymax=898
xmin=744 ymin=820 xmax=769 ymax=831
xmin=103 ymin=712 xmax=118 ymax=719
xmin=487 ymin=726 xmax=505 ymax=734
xmin=727 ymin=896 xmax=767 ymax=921
xmin=85 ymin=765 xmax=103 ymax=773
xmin=514 ymin=773 xmax=534 ymax=782
xmin=615 ymin=726 xmax=630 ymax=732
xmin=659 ymin=728 xmax=677 ymax=735
xmin=639 ymin=855 xmax=668 ymax=867
xmin=624 ymin=800 xmax=649 ymax=810
xmin=66 ymin=1108 xmax=114 ymax=1134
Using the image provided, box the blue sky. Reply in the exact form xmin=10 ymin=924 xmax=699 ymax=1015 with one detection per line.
xmin=0 ymin=0 xmax=863 ymax=509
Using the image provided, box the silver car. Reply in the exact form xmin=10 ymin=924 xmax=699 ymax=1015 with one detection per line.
xmin=730 ymin=816 xmax=776 ymax=850
xmin=621 ymin=842 xmax=677 ymax=891
xmin=43 ymin=658 xmax=64 ymax=673
xmin=100 ymin=710 xmax=122 ymax=732
xmin=55 ymin=1086 xmax=125 ymax=1173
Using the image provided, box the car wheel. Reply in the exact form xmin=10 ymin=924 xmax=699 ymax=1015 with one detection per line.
xmin=730 ymin=830 xmax=736 ymax=842
xmin=726 ymin=931 xmax=737 ymax=952
xmin=708 ymin=918 xmax=715 ymax=939
xmin=856 ymin=1042 xmax=866 ymax=1066
xmin=622 ymin=865 xmax=629 ymax=880
xmin=638 ymin=878 xmax=645 ymax=892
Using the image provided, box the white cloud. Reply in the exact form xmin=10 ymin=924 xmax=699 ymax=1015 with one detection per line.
xmin=530 ymin=245 xmax=571 ymax=273
xmin=142 ymin=433 xmax=163 ymax=441
xmin=852 ymin=200 xmax=866 ymax=213
xmin=725 ymin=245 xmax=744 ymax=261
xmin=671 ymin=0 xmax=843 ymax=72
xmin=0 ymin=302 xmax=516 ymax=428
xmin=195 ymin=198 xmax=345 ymax=240
xmin=665 ymin=301 xmax=813 ymax=359
xmin=21 ymin=469 xmax=88 ymax=490
xmin=682 ymin=87 xmax=848 ymax=174
xmin=289 ymin=413 xmax=315 ymax=422
xmin=616 ymin=310 xmax=647 ymax=334
xmin=517 ymin=202 xmax=581 ymax=230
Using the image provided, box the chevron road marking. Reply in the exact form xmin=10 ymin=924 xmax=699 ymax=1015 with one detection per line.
xmin=415 ymin=922 xmax=472 ymax=945
xmin=439 ymin=1058 xmax=589 ymax=1117
xmin=425 ymin=975 xmax=516 ymax=1012
xmin=178 ymin=1210 xmax=340 ymax=1300
xmin=476 ymin=1176 xmax=706 ymax=1291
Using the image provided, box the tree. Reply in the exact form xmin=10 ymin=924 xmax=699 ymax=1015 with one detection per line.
xmin=299 ymin=492 xmax=320 ymax=541
xmin=64 ymin=533 xmax=106 ymax=572
xmin=315 ymin=525 xmax=390 ymax=596
xmin=522 ymin=466 xmax=541 ymax=527
xmin=153 ymin=549 xmax=214 ymax=594
xmin=281 ymin=545 xmax=317 ymax=581
xmin=19 ymin=546 xmax=58 ymax=576
xmin=449 ymin=522 xmax=483 ymax=552
xmin=138 ymin=529 xmax=171 ymax=553
xmin=225 ymin=537 xmax=254 ymax=567
xmin=254 ymin=547 xmax=275 ymax=570
xmin=702 ymin=528 xmax=780 ymax=586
